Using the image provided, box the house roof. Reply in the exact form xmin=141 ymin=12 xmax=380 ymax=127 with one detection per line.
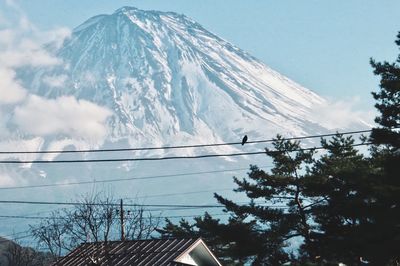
xmin=52 ymin=238 xmax=221 ymax=266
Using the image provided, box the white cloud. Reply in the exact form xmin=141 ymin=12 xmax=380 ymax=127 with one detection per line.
xmin=42 ymin=74 xmax=68 ymax=88
xmin=0 ymin=4 xmax=62 ymax=105
xmin=0 ymin=1 xmax=65 ymax=107
xmin=0 ymin=109 xmax=11 ymax=137
xmin=0 ymin=29 xmax=16 ymax=46
xmin=312 ymin=97 xmax=376 ymax=130
xmin=0 ymin=137 xmax=44 ymax=161
xmin=14 ymin=95 xmax=112 ymax=141
xmin=0 ymin=40 xmax=62 ymax=68
xmin=0 ymin=2 xmax=112 ymax=144
xmin=41 ymin=139 xmax=91 ymax=161
xmin=41 ymin=27 xmax=72 ymax=49
xmin=0 ymin=67 xmax=27 ymax=104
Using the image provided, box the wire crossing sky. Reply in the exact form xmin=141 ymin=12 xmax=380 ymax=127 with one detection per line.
xmin=0 ymin=129 xmax=372 ymax=154
xmin=0 ymin=142 xmax=370 ymax=164
xmin=0 ymin=166 xmax=270 ymax=190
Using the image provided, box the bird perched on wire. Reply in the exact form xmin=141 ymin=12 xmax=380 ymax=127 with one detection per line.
xmin=241 ymin=135 xmax=248 ymax=145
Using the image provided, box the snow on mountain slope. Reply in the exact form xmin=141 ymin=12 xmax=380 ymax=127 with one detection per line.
xmin=17 ymin=7 xmax=350 ymax=154
xmin=0 ymin=7 xmax=372 ymax=237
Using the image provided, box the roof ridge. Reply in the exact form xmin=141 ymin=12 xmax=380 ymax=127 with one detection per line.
xmin=81 ymin=237 xmax=198 ymax=245
xmin=53 ymin=238 xmax=216 ymax=266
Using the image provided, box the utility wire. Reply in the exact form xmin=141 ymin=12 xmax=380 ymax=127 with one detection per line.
xmin=0 ymin=150 xmax=267 ymax=164
xmin=0 ymin=229 xmax=33 ymax=244
xmin=0 ymin=129 xmax=372 ymax=155
xmin=0 ymin=200 xmax=228 ymax=208
xmin=1 ymin=229 xmax=31 ymax=239
xmin=0 ymin=166 xmax=271 ymax=190
xmin=0 ymin=199 xmax=289 ymax=209
xmin=0 ymin=186 xmax=293 ymax=221
xmin=0 ymin=202 xmax=292 ymax=221
xmin=0 ymin=212 xmax=234 ymax=243
xmin=0 ymin=213 xmax=230 ymax=221
xmin=0 ymin=233 xmax=33 ymax=244
xmin=0 ymin=213 xmax=230 ymax=243
xmin=0 ymin=142 xmax=371 ymax=164
xmin=0 ymin=206 xmax=75 ymax=222
xmin=131 ymin=190 xmax=295 ymax=201
xmin=132 ymin=188 xmax=233 ymax=200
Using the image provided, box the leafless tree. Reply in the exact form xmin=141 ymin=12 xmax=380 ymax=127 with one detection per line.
xmin=30 ymin=192 xmax=161 ymax=258
xmin=124 ymin=204 xmax=161 ymax=240
xmin=3 ymin=238 xmax=53 ymax=266
xmin=30 ymin=210 xmax=70 ymax=257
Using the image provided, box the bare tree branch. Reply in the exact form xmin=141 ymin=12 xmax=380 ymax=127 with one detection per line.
xmin=29 ymin=191 xmax=161 ymax=260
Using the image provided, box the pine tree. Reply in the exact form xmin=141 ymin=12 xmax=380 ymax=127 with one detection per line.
xmin=214 ymin=136 xmax=317 ymax=263
xmin=160 ymin=136 xmax=317 ymax=265
xmin=370 ymin=31 xmax=400 ymax=150
xmin=303 ymin=135 xmax=375 ymax=264
xmin=367 ymin=31 xmax=400 ymax=265
xmin=304 ymin=31 xmax=400 ymax=265
xmin=160 ymin=135 xmax=377 ymax=265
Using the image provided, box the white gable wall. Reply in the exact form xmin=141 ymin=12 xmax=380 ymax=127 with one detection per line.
xmin=178 ymin=253 xmax=197 ymax=265
xmin=174 ymin=239 xmax=222 ymax=266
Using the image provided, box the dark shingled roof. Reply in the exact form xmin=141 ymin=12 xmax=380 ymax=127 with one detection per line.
xmin=53 ymin=238 xmax=200 ymax=266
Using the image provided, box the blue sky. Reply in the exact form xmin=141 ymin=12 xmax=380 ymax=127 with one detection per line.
xmin=10 ymin=0 xmax=400 ymax=111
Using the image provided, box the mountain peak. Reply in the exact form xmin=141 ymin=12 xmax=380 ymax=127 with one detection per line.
xmin=114 ymin=6 xmax=139 ymax=13
xmin=19 ymin=7 xmax=338 ymax=149
xmin=112 ymin=6 xmax=183 ymax=19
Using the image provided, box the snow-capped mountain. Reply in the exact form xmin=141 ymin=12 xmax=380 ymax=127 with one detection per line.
xmin=0 ymin=7 xmax=371 ymax=237
xmin=17 ymin=6 xmax=333 ymax=153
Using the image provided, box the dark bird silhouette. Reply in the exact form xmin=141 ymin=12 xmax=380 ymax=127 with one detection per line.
xmin=241 ymin=135 xmax=248 ymax=145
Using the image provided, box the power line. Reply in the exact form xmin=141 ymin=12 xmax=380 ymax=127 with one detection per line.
xmin=1 ymin=213 xmax=228 ymax=242
xmin=0 ymin=188 xmax=235 ymax=219
xmin=0 ymin=233 xmax=33 ymax=244
xmin=0 ymin=213 xmax=232 ymax=243
xmin=0 ymin=200 xmax=227 ymax=208
xmin=0 ymin=166 xmax=270 ymax=190
xmin=0 ymin=129 xmax=372 ymax=155
xmin=0 ymin=185 xmax=282 ymax=221
xmin=0 ymin=229 xmax=33 ymax=244
xmin=0 ymin=207 xmax=68 ymax=220
xmin=1 ymin=202 xmax=292 ymax=243
xmin=132 ymin=188 xmax=233 ymax=200
xmin=0 ymin=200 xmax=294 ymax=221
xmin=0 ymin=213 xmax=231 ymax=243
xmin=1 ymin=229 xmax=31 ymax=239
xmin=0 ymin=151 xmax=270 ymax=164
xmin=0 ymin=142 xmax=371 ymax=164
xmin=131 ymin=189 xmax=295 ymax=201
xmin=0 ymin=199 xmax=290 ymax=209
xmin=0 ymin=233 xmax=36 ymax=244
xmin=160 ymin=213 xmax=229 ymax=219
xmin=0 ymin=213 xmax=230 ymax=221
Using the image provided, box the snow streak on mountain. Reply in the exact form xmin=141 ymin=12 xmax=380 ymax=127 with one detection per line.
xmin=19 ymin=7 xmax=335 ymax=153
